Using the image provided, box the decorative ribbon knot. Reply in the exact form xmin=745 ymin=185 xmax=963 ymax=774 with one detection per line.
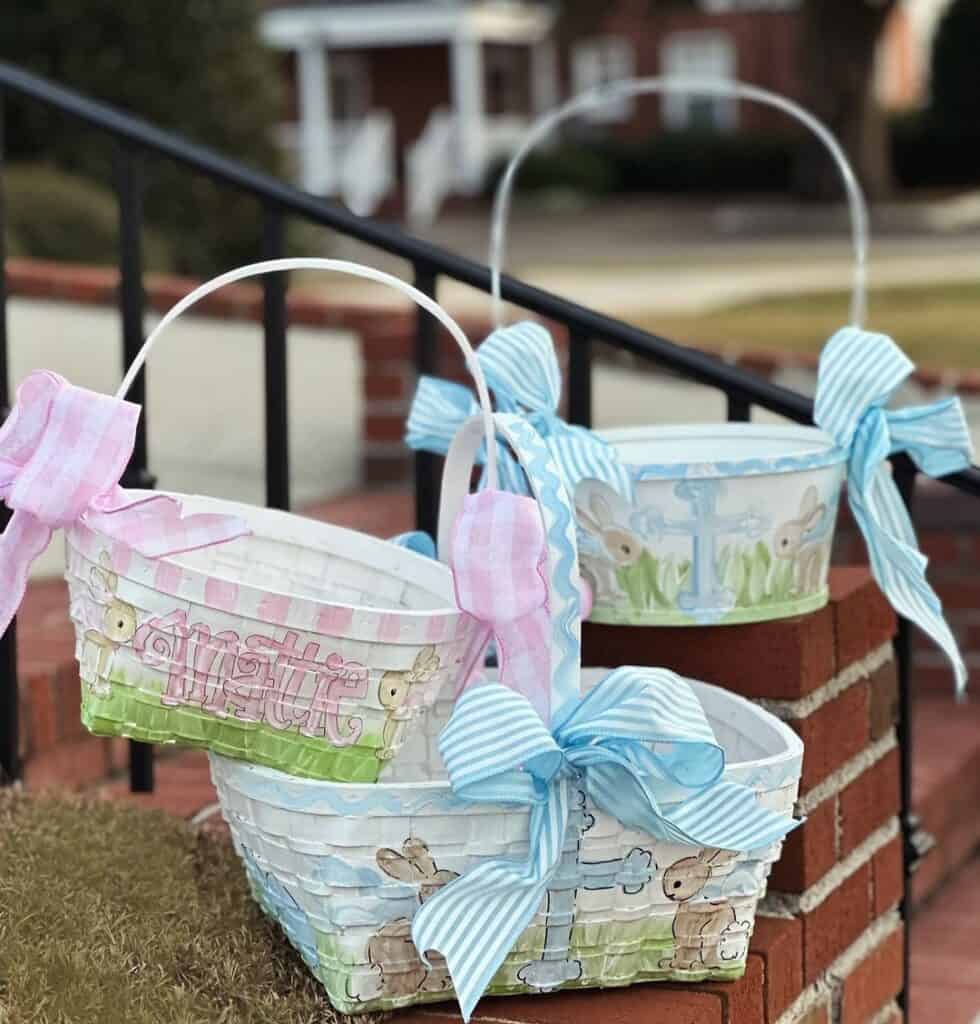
xmin=450 ymin=488 xmax=553 ymax=721
xmin=411 ymin=670 xmax=798 ymax=1021
xmin=0 ymin=371 xmax=249 ymax=635
xmin=406 ymin=321 xmax=634 ymax=499
xmin=815 ymin=327 xmax=975 ymax=693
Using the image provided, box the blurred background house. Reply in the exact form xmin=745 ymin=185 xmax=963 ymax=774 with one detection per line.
xmin=260 ymin=0 xmax=960 ymax=224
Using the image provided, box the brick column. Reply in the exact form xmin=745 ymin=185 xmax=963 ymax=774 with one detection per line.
xmin=578 ymin=567 xmax=905 ymax=1024
xmin=359 ymin=316 xmax=569 ymax=486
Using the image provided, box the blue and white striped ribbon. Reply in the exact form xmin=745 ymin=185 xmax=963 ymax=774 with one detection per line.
xmin=815 ymin=326 xmax=974 ymax=694
xmin=412 ymin=668 xmax=797 ymax=1020
xmin=406 ymin=321 xmax=634 ymax=499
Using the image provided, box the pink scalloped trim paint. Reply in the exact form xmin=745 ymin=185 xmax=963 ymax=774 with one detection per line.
xmin=153 ymin=560 xmax=183 ymax=595
xmin=204 ymin=577 xmax=240 ymax=611
xmin=257 ymin=593 xmax=291 ymax=624
xmin=316 ymin=604 xmax=354 ymax=636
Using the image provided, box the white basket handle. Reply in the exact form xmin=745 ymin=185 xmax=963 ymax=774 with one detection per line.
xmin=490 ymin=77 xmax=870 ymax=329
xmin=438 ymin=411 xmax=582 ymax=719
xmin=117 ymin=257 xmax=499 ymax=490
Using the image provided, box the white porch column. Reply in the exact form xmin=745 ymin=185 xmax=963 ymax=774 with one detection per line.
xmin=450 ymin=30 xmax=485 ymax=193
xmin=530 ymin=37 xmax=559 ymax=115
xmin=297 ymin=41 xmax=333 ymax=195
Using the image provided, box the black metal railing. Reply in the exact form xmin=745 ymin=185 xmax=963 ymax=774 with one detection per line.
xmin=1 ymin=60 xmax=978 ymax=1013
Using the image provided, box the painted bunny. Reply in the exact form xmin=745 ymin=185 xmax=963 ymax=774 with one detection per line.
xmin=575 ymin=485 xmax=645 ymax=603
xmin=349 ymin=838 xmax=459 ymax=1003
xmin=377 ymin=646 xmax=441 ymax=760
xmin=82 ymin=552 xmax=138 ymax=696
xmin=773 ymin=485 xmax=830 ymax=595
xmin=660 ymin=849 xmax=747 ymax=971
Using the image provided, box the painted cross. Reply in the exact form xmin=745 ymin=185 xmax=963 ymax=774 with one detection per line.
xmin=639 ymin=479 xmax=768 ymax=624
xmin=516 ymin=791 xmax=654 ymax=991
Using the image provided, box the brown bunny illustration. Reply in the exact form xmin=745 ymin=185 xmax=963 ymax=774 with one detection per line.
xmin=348 ymin=838 xmax=459 ymax=1004
xmin=576 ymin=486 xmax=644 ymax=603
xmin=773 ymin=485 xmax=829 ymax=595
xmin=660 ymin=849 xmax=746 ymax=971
xmin=377 ymin=647 xmax=440 ymax=761
xmin=83 ymin=552 xmax=138 ymax=696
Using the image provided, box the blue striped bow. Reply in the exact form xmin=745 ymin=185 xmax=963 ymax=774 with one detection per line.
xmin=815 ymin=327 xmax=974 ymax=694
xmin=412 ymin=668 xmax=797 ymax=1020
xmin=406 ymin=321 xmax=634 ymax=498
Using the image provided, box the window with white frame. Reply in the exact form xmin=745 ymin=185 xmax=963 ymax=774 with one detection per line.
xmin=660 ymin=31 xmax=737 ymax=132
xmin=570 ymin=36 xmax=636 ymax=122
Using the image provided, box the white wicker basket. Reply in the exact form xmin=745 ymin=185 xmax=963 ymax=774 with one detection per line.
xmin=214 ymin=411 xmax=803 ymax=1015
xmin=67 ymin=259 xmax=502 ymax=783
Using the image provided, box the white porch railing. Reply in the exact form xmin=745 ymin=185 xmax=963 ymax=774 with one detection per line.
xmin=338 ymin=111 xmax=396 ymax=216
xmin=405 ymin=107 xmax=457 ymax=228
xmin=273 ymin=112 xmax=396 ymax=216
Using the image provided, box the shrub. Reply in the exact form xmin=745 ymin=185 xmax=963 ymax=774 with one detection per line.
xmin=3 ymin=163 xmax=173 ymax=269
xmin=485 ymin=143 xmax=619 ymax=197
xmin=601 ymin=131 xmax=795 ymax=194
xmin=929 ymin=0 xmax=980 ymax=142
xmin=0 ymin=0 xmax=283 ymax=275
xmin=487 ymin=130 xmax=797 ymax=197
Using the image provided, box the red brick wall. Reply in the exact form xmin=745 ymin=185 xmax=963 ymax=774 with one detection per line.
xmin=362 ymin=43 xmax=452 ymax=160
xmin=590 ymin=7 xmax=803 ymax=138
xmin=585 ymin=570 xmax=907 ymax=1022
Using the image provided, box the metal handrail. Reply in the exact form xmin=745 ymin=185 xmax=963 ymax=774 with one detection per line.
xmin=2 ymin=57 xmax=978 ymax=1021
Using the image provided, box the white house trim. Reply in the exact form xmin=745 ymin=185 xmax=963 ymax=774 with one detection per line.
xmin=451 ymin=27 xmax=487 ymax=191
xmin=262 ymin=2 xmax=554 ymax=52
xmin=296 ymin=42 xmax=332 ymax=193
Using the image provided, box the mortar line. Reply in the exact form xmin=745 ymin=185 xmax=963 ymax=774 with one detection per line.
xmin=763 ymin=818 xmax=900 ymax=915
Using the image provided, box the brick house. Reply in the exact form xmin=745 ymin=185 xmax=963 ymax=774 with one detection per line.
xmin=260 ymin=0 xmax=951 ymax=221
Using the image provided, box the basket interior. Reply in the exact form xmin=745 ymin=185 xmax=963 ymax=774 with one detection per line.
xmin=598 ymin=423 xmax=837 ymax=465
xmin=153 ymin=492 xmax=458 ymax=612
xmin=383 ymin=668 xmax=799 ymax=785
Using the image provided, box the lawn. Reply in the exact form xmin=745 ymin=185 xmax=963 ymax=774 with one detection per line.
xmin=0 ymin=791 xmax=360 ymax=1024
xmin=633 ymin=281 xmax=980 ymax=371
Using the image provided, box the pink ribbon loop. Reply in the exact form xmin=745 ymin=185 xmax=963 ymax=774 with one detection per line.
xmin=450 ymin=490 xmax=554 ymax=723
xmin=0 ymin=371 xmax=249 ymax=635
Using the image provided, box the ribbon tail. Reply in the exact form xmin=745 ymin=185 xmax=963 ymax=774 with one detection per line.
xmin=406 ymin=377 xmax=480 ymax=457
xmin=388 ymin=530 xmax=437 ymax=559
xmin=411 ymin=778 xmax=570 ymax=1022
xmin=85 ymin=494 xmax=250 ymax=559
xmin=587 ymin=764 xmax=797 ymax=851
xmin=0 ymin=510 xmax=53 ymax=636
xmin=888 ymin=398 xmax=975 ymax=478
xmin=853 ymin=468 xmax=968 ymax=694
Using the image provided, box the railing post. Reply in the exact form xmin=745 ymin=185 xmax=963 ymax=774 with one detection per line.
xmin=413 ymin=264 xmax=440 ymax=539
xmin=262 ymin=208 xmax=290 ymax=512
xmin=115 ymin=144 xmax=155 ymax=793
xmin=568 ymin=331 xmax=592 ymax=428
xmin=891 ymin=453 xmax=930 ymax=1020
xmin=727 ymin=394 xmax=751 ymax=422
xmin=0 ymin=93 xmax=20 ymax=787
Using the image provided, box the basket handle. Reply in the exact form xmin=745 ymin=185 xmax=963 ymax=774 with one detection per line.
xmin=117 ymin=257 xmax=499 ymax=490
xmin=438 ymin=411 xmax=582 ymax=720
xmin=490 ymin=77 xmax=870 ymax=329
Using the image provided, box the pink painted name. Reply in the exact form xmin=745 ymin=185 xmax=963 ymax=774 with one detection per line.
xmin=134 ymin=611 xmax=368 ymax=746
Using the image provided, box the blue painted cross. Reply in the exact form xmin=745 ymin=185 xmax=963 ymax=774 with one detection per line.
xmin=516 ymin=791 xmax=654 ymax=991
xmin=638 ymin=479 xmax=769 ymax=624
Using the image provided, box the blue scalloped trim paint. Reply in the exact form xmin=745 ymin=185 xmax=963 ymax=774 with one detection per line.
xmin=496 ymin=414 xmax=582 ymax=716
xmin=629 ymin=446 xmax=848 ymax=483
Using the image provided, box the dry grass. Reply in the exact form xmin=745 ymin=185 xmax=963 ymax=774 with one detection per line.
xmin=633 ymin=281 xmax=980 ymax=370
xmin=0 ymin=791 xmax=370 ymax=1024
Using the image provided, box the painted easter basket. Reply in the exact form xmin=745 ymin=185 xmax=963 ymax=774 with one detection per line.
xmin=408 ymin=79 xmax=972 ymax=690
xmin=489 ymin=78 xmax=869 ymax=629
xmin=59 ymin=258 xmax=504 ymax=783
xmin=212 ymin=411 xmax=802 ymax=1018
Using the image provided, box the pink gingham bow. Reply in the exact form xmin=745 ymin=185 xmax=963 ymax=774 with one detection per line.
xmin=451 ymin=489 xmax=592 ymax=724
xmin=0 ymin=371 xmax=249 ymax=634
